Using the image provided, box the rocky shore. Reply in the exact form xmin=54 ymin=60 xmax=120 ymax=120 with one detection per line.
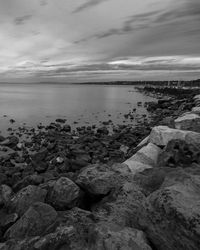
xmin=0 ymin=91 xmax=200 ymax=249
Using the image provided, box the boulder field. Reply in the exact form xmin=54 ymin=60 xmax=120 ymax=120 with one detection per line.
xmin=0 ymin=94 xmax=200 ymax=249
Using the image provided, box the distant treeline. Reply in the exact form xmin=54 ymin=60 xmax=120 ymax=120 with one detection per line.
xmin=75 ymin=79 xmax=200 ymax=87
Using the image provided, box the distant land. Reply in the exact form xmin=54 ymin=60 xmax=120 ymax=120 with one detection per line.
xmin=0 ymin=79 xmax=200 ymax=86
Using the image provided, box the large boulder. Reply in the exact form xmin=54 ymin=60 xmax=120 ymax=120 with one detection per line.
xmin=157 ymin=139 xmax=200 ymax=168
xmin=138 ymin=167 xmax=200 ymax=250
xmin=5 ymin=202 xmax=57 ymax=239
xmin=191 ymin=106 xmax=200 ymax=115
xmin=124 ymin=143 xmax=161 ymax=175
xmin=88 ymin=222 xmax=152 ymax=250
xmin=148 ymin=126 xmax=200 ymax=147
xmin=46 ymin=177 xmax=82 ymax=210
xmin=9 ymin=185 xmax=47 ymax=216
xmin=76 ymin=163 xmax=131 ymax=196
xmin=174 ymin=113 xmax=200 ymax=132
xmin=93 ymin=181 xmax=145 ymax=228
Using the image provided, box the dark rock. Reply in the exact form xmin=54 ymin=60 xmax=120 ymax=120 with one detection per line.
xmin=9 ymin=185 xmax=47 ymax=216
xmin=0 ymin=173 xmax=7 ymax=185
xmin=93 ymin=181 xmax=145 ymax=228
xmin=30 ymin=148 xmax=48 ymax=163
xmin=0 ymin=185 xmax=13 ymax=207
xmin=55 ymin=118 xmax=66 ymax=123
xmin=76 ymin=163 xmax=131 ymax=196
xmin=13 ymin=174 xmax=44 ymax=192
xmin=138 ymin=166 xmax=200 ymax=250
xmin=1 ymin=136 xmax=19 ymax=148
xmin=62 ymin=124 xmax=71 ymax=132
xmin=157 ymin=139 xmax=200 ymax=168
xmin=46 ymin=177 xmax=82 ymax=210
xmin=88 ymin=222 xmax=152 ymax=250
xmin=5 ymin=202 xmax=57 ymax=239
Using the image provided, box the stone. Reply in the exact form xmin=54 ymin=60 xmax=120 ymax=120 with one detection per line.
xmin=0 ymin=173 xmax=7 ymax=185
xmin=149 ymin=126 xmax=200 ymax=147
xmin=13 ymin=174 xmax=44 ymax=192
xmin=138 ymin=167 xmax=200 ymax=250
xmin=0 ymin=136 xmax=19 ymax=148
xmin=5 ymin=202 xmax=57 ymax=239
xmin=0 ymin=185 xmax=13 ymax=207
xmin=30 ymin=148 xmax=48 ymax=162
xmin=76 ymin=163 xmax=131 ymax=196
xmin=93 ymin=181 xmax=145 ymax=228
xmin=55 ymin=118 xmax=66 ymax=123
xmin=88 ymin=222 xmax=152 ymax=250
xmin=9 ymin=185 xmax=47 ymax=216
xmin=62 ymin=124 xmax=71 ymax=132
xmin=124 ymin=143 xmax=161 ymax=174
xmin=0 ymin=146 xmax=15 ymax=160
xmin=191 ymin=106 xmax=200 ymax=115
xmin=157 ymin=139 xmax=200 ymax=168
xmin=174 ymin=113 xmax=200 ymax=132
xmin=46 ymin=177 xmax=82 ymax=210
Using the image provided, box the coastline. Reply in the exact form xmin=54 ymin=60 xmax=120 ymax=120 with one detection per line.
xmin=0 ymin=88 xmax=200 ymax=249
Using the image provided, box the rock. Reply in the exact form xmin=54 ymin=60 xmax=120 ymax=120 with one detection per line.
xmin=174 ymin=113 xmax=200 ymax=132
xmin=138 ymin=167 xmax=200 ymax=250
xmin=0 ymin=174 xmax=7 ymax=185
xmin=55 ymin=118 xmax=66 ymax=123
xmin=16 ymin=143 xmax=23 ymax=150
xmin=76 ymin=163 xmax=131 ymax=196
xmin=191 ymin=106 xmax=200 ymax=114
xmin=0 ymin=185 xmax=13 ymax=207
xmin=0 ymin=136 xmax=5 ymax=142
xmin=93 ymin=181 xmax=145 ymax=228
xmin=0 ymin=136 xmax=19 ymax=148
xmin=88 ymin=222 xmax=152 ymax=250
xmin=5 ymin=202 xmax=57 ymax=239
xmin=56 ymin=156 xmax=64 ymax=164
xmin=0 ymin=213 xmax=18 ymax=232
xmin=62 ymin=124 xmax=71 ymax=132
xmin=124 ymin=143 xmax=161 ymax=175
xmin=30 ymin=148 xmax=48 ymax=162
xmin=157 ymin=139 xmax=200 ymax=168
xmin=13 ymin=174 xmax=44 ymax=192
xmin=46 ymin=177 xmax=82 ymax=210
xmin=0 ymin=146 xmax=15 ymax=160
xmin=149 ymin=126 xmax=200 ymax=147
xmin=9 ymin=185 xmax=47 ymax=216
xmin=133 ymin=167 xmax=174 ymax=196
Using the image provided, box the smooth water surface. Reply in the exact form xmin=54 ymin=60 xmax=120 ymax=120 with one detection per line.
xmin=0 ymin=83 xmax=156 ymax=134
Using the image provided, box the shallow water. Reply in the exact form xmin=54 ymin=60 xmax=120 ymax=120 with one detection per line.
xmin=0 ymin=83 xmax=156 ymax=135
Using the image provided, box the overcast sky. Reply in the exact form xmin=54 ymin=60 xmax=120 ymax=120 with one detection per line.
xmin=0 ymin=0 xmax=200 ymax=82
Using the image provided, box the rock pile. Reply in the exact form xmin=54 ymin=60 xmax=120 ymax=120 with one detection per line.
xmin=0 ymin=93 xmax=200 ymax=249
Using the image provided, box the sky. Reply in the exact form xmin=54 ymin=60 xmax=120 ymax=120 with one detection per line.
xmin=0 ymin=0 xmax=200 ymax=82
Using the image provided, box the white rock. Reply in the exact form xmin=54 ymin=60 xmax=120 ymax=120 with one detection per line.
xmin=56 ymin=157 xmax=64 ymax=164
xmin=17 ymin=143 xmax=23 ymax=149
xmin=137 ymin=136 xmax=149 ymax=148
xmin=123 ymin=161 xmax=152 ymax=175
xmin=149 ymin=126 xmax=200 ymax=147
xmin=193 ymin=94 xmax=200 ymax=101
xmin=191 ymin=107 xmax=200 ymax=115
xmin=124 ymin=143 xmax=161 ymax=174
xmin=174 ymin=113 xmax=200 ymax=132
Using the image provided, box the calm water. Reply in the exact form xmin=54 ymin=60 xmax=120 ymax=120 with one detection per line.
xmin=0 ymin=83 xmax=156 ymax=134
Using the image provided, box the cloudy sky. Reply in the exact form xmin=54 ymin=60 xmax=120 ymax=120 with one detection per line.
xmin=0 ymin=0 xmax=200 ymax=82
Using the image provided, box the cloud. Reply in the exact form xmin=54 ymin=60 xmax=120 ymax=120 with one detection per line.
xmin=75 ymin=0 xmax=200 ymax=42
xmin=40 ymin=0 xmax=48 ymax=7
xmin=72 ymin=0 xmax=109 ymax=14
xmin=14 ymin=14 xmax=32 ymax=25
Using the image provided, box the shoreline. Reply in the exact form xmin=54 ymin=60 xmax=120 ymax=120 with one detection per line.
xmin=0 ymin=88 xmax=200 ymax=249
